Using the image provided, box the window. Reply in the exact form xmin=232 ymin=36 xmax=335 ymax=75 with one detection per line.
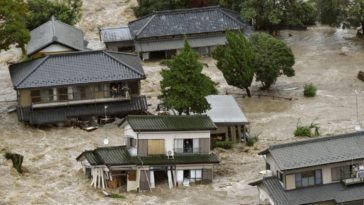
xmin=331 ymin=165 xmax=353 ymax=182
xmin=57 ymin=87 xmax=68 ymax=101
xmin=295 ymin=170 xmax=322 ymax=188
xmin=266 ymin=163 xmax=271 ymax=170
xmin=30 ymin=90 xmax=41 ymax=103
xmin=40 ymin=89 xmax=54 ymax=102
xmin=190 ymin=169 xmax=202 ymax=182
xmin=147 ymin=139 xmax=165 ymax=155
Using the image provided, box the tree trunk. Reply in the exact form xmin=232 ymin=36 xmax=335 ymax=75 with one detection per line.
xmin=245 ymin=87 xmax=252 ymax=97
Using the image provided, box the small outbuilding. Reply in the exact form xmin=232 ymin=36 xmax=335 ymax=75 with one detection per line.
xmin=205 ymin=95 xmax=249 ymax=143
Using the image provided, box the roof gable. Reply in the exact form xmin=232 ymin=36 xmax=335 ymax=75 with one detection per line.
xmin=9 ymin=51 xmax=145 ymax=89
xmin=129 ymin=6 xmax=251 ymax=39
xmin=123 ymin=115 xmax=217 ymax=132
xmin=27 ymin=17 xmax=86 ymax=55
xmin=262 ymin=132 xmax=364 ymax=170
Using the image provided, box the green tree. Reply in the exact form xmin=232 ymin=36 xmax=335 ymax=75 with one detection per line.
xmin=212 ymin=31 xmax=255 ymax=97
xmin=342 ymin=0 xmax=364 ymax=35
xmin=27 ymin=0 xmax=82 ymax=30
xmin=160 ymin=40 xmax=217 ymax=115
xmin=315 ymin=0 xmax=344 ymax=25
xmin=0 ymin=0 xmax=30 ymax=54
xmin=133 ymin=0 xmax=187 ymax=17
xmin=250 ymin=32 xmax=295 ymax=89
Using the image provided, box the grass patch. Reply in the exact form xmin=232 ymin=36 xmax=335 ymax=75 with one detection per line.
xmin=304 ymin=83 xmax=317 ymax=97
xmin=109 ymin=193 xmax=126 ymax=199
xmin=213 ymin=141 xmax=233 ymax=149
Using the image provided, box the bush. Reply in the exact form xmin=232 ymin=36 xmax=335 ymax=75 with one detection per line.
xmin=304 ymin=83 xmax=317 ymax=97
xmin=214 ymin=141 xmax=233 ymax=149
xmin=246 ymin=137 xmax=258 ymax=147
xmin=294 ymin=120 xmax=320 ymax=137
xmin=294 ymin=126 xmax=312 ymax=137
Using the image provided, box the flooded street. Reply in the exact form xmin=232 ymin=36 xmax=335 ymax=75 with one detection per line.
xmin=1 ymin=0 xmax=364 ymax=204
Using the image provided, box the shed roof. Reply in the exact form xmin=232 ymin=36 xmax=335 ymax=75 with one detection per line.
xmin=100 ymin=26 xmax=133 ymax=42
xmin=9 ymin=50 xmax=145 ymax=89
xmin=128 ymin=6 xmax=251 ymax=39
xmin=251 ymin=177 xmax=364 ymax=205
xmin=123 ymin=115 xmax=217 ymax=132
xmin=76 ymin=145 xmax=219 ymax=166
xmin=259 ymin=132 xmax=364 ymax=171
xmin=27 ymin=16 xmax=86 ymax=56
xmin=205 ymin=95 xmax=248 ymax=125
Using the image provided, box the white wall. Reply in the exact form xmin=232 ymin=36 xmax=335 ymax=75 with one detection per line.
xmin=40 ymin=44 xmax=73 ymax=53
xmin=121 ymin=122 xmax=210 ymax=155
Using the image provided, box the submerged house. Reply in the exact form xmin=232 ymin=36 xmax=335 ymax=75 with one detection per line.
xmin=27 ymin=16 xmax=88 ymax=58
xmin=9 ymin=51 xmax=147 ymax=125
xmin=205 ymin=95 xmax=249 ymax=143
xmin=77 ymin=115 xmax=219 ymax=191
xmin=249 ymin=132 xmax=364 ymax=205
xmin=100 ymin=6 xmax=251 ymax=60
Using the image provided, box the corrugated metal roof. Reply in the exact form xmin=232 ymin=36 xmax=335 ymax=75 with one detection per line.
xmin=129 ymin=6 xmax=251 ymax=39
xmin=77 ymin=145 xmax=219 ymax=166
xmin=100 ymin=26 xmax=133 ymax=42
xmin=9 ymin=50 xmax=145 ymax=89
xmin=205 ymin=95 xmax=248 ymax=125
xmin=27 ymin=16 xmax=86 ymax=55
xmin=17 ymin=96 xmax=148 ymax=125
xmin=260 ymin=132 xmax=364 ymax=171
xmin=256 ymin=177 xmax=364 ymax=205
xmin=123 ymin=115 xmax=217 ymax=132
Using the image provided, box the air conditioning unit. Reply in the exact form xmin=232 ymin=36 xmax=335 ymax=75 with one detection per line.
xmin=167 ymin=150 xmax=174 ymax=159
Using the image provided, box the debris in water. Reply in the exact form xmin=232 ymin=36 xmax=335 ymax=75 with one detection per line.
xmin=4 ymin=152 xmax=24 ymax=174
xmin=358 ymin=71 xmax=364 ymax=82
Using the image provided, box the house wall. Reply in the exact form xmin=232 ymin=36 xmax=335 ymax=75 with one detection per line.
xmin=282 ymin=159 xmax=364 ymax=190
xmin=19 ymin=90 xmax=31 ymax=107
xmin=211 ymin=124 xmax=244 ymax=143
xmin=105 ymin=41 xmax=135 ymax=52
xmin=39 ymin=44 xmax=73 ymax=53
xmin=135 ymin=34 xmax=226 ymax=53
xmin=265 ymin=154 xmax=280 ymax=177
xmin=127 ymin=169 xmax=140 ymax=192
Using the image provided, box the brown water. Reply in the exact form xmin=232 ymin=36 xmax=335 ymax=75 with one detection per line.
xmin=1 ymin=1 xmax=364 ymax=204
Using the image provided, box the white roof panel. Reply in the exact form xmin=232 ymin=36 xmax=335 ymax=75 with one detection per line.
xmin=205 ymin=95 xmax=248 ymax=124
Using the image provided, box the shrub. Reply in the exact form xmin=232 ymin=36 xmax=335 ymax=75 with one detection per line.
xmin=294 ymin=120 xmax=320 ymax=137
xmin=304 ymin=83 xmax=317 ymax=97
xmin=246 ymin=137 xmax=258 ymax=147
xmin=214 ymin=141 xmax=233 ymax=149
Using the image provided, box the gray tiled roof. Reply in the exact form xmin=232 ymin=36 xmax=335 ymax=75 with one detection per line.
xmin=205 ymin=95 xmax=248 ymax=125
xmin=27 ymin=16 xmax=86 ymax=55
xmin=260 ymin=132 xmax=364 ymax=171
xmin=100 ymin=26 xmax=133 ymax=42
xmin=129 ymin=6 xmax=251 ymax=39
xmin=76 ymin=145 xmax=219 ymax=166
xmin=9 ymin=50 xmax=145 ymax=89
xmin=256 ymin=177 xmax=364 ymax=205
xmin=123 ymin=115 xmax=217 ymax=132
xmin=17 ymin=96 xmax=148 ymax=125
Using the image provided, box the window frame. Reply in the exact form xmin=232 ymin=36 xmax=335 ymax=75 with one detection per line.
xmin=295 ymin=169 xmax=322 ymax=188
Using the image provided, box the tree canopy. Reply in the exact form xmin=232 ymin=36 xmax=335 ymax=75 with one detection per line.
xmin=249 ymin=32 xmax=295 ymax=89
xmin=212 ymin=31 xmax=255 ymax=97
xmin=0 ymin=0 xmax=30 ymax=54
xmin=26 ymin=0 xmax=82 ymax=30
xmin=160 ymin=40 xmax=217 ymax=115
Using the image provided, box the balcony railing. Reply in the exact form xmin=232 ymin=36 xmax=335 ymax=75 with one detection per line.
xmin=31 ymin=90 xmax=130 ymax=108
xmin=174 ymin=148 xmax=207 ymax=155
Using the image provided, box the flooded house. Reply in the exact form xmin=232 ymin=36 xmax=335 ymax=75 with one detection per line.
xmin=26 ymin=16 xmax=88 ymax=58
xmin=99 ymin=6 xmax=251 ymax=60
xmin=249 ymin=132 xmax=364 ymax=205
xmin=76 ymin=115 xmax=219 ymax=191
xmin=8 ymin=16 xmax=148 ymax=125
xmin=205 ymin=95 xmax=249 ymax=143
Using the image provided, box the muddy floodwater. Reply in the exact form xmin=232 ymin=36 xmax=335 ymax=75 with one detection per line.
xmin=1 ymin=4 xmax=364 ymax=204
